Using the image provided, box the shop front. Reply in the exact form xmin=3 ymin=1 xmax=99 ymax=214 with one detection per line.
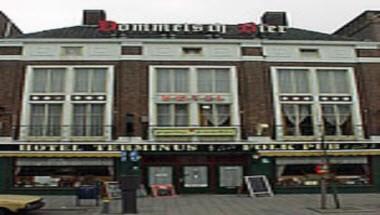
xmin=142 ymin=153 xmax=250 ymax=194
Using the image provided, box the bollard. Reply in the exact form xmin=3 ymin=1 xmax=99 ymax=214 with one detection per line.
xmin=101 ymin=199 xmax=110 ymax=214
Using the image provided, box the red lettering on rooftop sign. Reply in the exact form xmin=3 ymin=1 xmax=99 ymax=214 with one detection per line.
xmin=97 ymin=20 xmax=287 ymax=34
xmin=98 ymin=20 xmax=118 ymax=32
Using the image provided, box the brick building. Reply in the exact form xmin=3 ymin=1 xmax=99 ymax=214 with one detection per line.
xmin=0 ymin=10 xmax=380 ymax=195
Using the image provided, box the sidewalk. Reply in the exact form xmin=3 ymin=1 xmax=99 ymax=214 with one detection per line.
xmin=32 ymin=193 xmax=380 ymax=215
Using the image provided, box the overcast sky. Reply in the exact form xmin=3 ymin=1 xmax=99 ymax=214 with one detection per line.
xmin=2 ymin=0 xmax=380 ymax=34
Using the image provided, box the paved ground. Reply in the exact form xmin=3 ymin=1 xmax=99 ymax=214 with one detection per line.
xmin=28 ymin=193 xmax=380 ymax=215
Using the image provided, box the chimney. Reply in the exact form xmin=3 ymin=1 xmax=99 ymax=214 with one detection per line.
xmin=261 ymin=11 xmax=288 ymax=26
xmin=83 ymin=10 xmax=106 ymax=25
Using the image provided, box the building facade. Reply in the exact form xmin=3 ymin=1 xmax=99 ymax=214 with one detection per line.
xmin=0 ymin=10 xmax=380 ymax=195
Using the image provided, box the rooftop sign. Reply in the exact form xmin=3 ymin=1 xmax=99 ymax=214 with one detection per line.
xmin=98 ymin=20 xmax=288 ymax=35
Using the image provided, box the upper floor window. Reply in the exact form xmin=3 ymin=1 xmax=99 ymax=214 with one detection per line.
xmin=197 ymin=68 xmax=230 ymax=93
xmin=74 ymin=68 xmax=107 ymax=93
xmin=29 ymin=104 xmax=62 ymax=136
xmin=21 ymin=66 xmax=113 ymax=141
xmin=157 ymin=104 xmax=189 ymax=126
xmin=199 ymin=104 xmax=231 ymax=126
xmin=272 ymin=67 xmax=362 ymax=140
xmin=277 ymin=69 xmax=310 ymax=94
xmin=156 ymin=68 xmax=189 ymax=93
xmin=317 ymin=70 xmax=350 ymax=94
xmin=32 ymin=68 xmax=65 ymax=93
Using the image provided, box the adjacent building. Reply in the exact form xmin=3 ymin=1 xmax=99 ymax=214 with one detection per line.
xmin=0 ymin=10 xmax=380 ymax=195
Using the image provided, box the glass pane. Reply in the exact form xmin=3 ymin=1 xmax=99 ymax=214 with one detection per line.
xmin=174 ymin=69 xmax=189 ymax=92
xmin=278 ymin=69 xmax=309 ymax=93
xmin=317 ymin=70 xmax=350 ymax=94
xmin=32 ymin=69 xmax=47 ymax=93
xmin=91 ymin=69 xmax=106 ymax=92
xmin=90 ymin=104 xmax=105 ymax=136
xmin=215 ymin=69 xmax=230 ymax=93
xmin=46 ymin=104 xmax=62 ymax=136
xmin=197 ymin=69 xmax=213 ymax=92
xmin=175 ymin=104 xmax=188 ymax=126
xmin=148 ymin=167 xmax=173 ymax=186
xmin=184 ymin=166 xmax=208 ymax=188
xmin=157 ymin=104 xmax=171 ymax=126
xmin=216 ymin=104 xmax=231 ymax=126
xmin=50 ymin=69 xmax=65 ymax=93
xmin=199 ymin=104 xmax=214 ymax=126
xmin=157 ymin=69 xmax=171 ymax=92
xmin=30 ymin=104 xmax=45 ymax=136
xmin=74 ymin=69 xmax=90 ymax=92
xmin=219 ymin=166 xmax=243 ymax=187
xmin=72 ymin=104 xmax=87 ymax=136
xmin=282 ymin=104 xmax=313 ymax=136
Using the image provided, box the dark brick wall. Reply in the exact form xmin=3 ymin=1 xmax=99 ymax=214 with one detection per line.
xmin=0 ymin=61 xmax=23 ymax=136
xmin=356 ymin=49 xmax=380 ymax=57
xmin=241 ymin=47 xmax=263 ymax=56
xmin=121 ymin=46 xmax=143 ymax=55
xmin=0 ymin=60 xmax=379 ymax=140
xmin=0 ymin=47 xmax=22 ymax=55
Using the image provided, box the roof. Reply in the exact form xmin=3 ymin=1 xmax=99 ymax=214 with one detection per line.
xmin=15 ymin=25 xmax=359 ymax=41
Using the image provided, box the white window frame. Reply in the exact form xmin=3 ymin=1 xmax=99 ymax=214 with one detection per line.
xmin=149 ymin=65 xmax=240 ymax=140
xmin=20 ymin=65 xmax=114 ymax=141
xmin=271 ymin=66 xmax=363 ymax=140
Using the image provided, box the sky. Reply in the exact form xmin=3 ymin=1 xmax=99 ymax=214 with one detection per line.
xmin=2 ymin=0 xmax=380 ymax=34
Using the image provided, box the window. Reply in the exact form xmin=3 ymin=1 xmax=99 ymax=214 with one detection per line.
xmin=29 ymin=104 xmax=62 ymax=136
xmin=219 ymin=166 xmax=243 ymax=187
xmin=157 ymin=104 xmax=189 ymax=126
xmin=322 ymin=104 xmax=353 ymax=135
xmin=148 ymin=167 xmax=173 ymax=186
xmin=183 ymin=166 xmax=208 ymax=188
xmin=32 ymin=68 xmax=65 ymax=93
xmin=199 ymin=104 xmax=231 ymax=126
xmin=273 ymin=67 xmax=361 ymax=139
xmin=72 ymin=104 xmax=105 ymax=136
xmin=277 ymin=69 xmax=309 ymax=93
xmin=281 ymin=104 xmax=313 ymax=136
xmin=14 ymin=158 xmax=114 ymax=188
xmin=317 ymin=70 xmax=350 ymax=94
xmin=74 ymin=68 xmax=106 ymax=93
xmin=156 ymin=68 xmax=189 ymax=93
xmin=197 ymin=68 xmax=230 ymax=93
xmin=23 ymin=66 xmax=113 ymax=140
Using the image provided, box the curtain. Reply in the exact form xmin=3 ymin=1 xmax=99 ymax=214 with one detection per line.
xmin=74 ymin=69 xmax=89 ymax=92
xmin=50 ymin=69 xmax=65 ymax=93
xmin=215 ymin=69 xmax=230 ymax=93
xmin=157 ymin=69 xmax=171 ymax=92
xmin=216 ymin=104 xmax=230 ymax=126
xmin=174 ymin=69 xmax=189 ymax=92
xmin=32 ymin=69 xmax=47 ymax=92
xmin=174 ymin=104 xmax=188 ymax=126
xmin=283 ymin=104 xmax=310 ymax=135
xmin=91 ymin=69 xmax=106 ymax=92
xmin=197 ymin=69 xmax=213 ymax=92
